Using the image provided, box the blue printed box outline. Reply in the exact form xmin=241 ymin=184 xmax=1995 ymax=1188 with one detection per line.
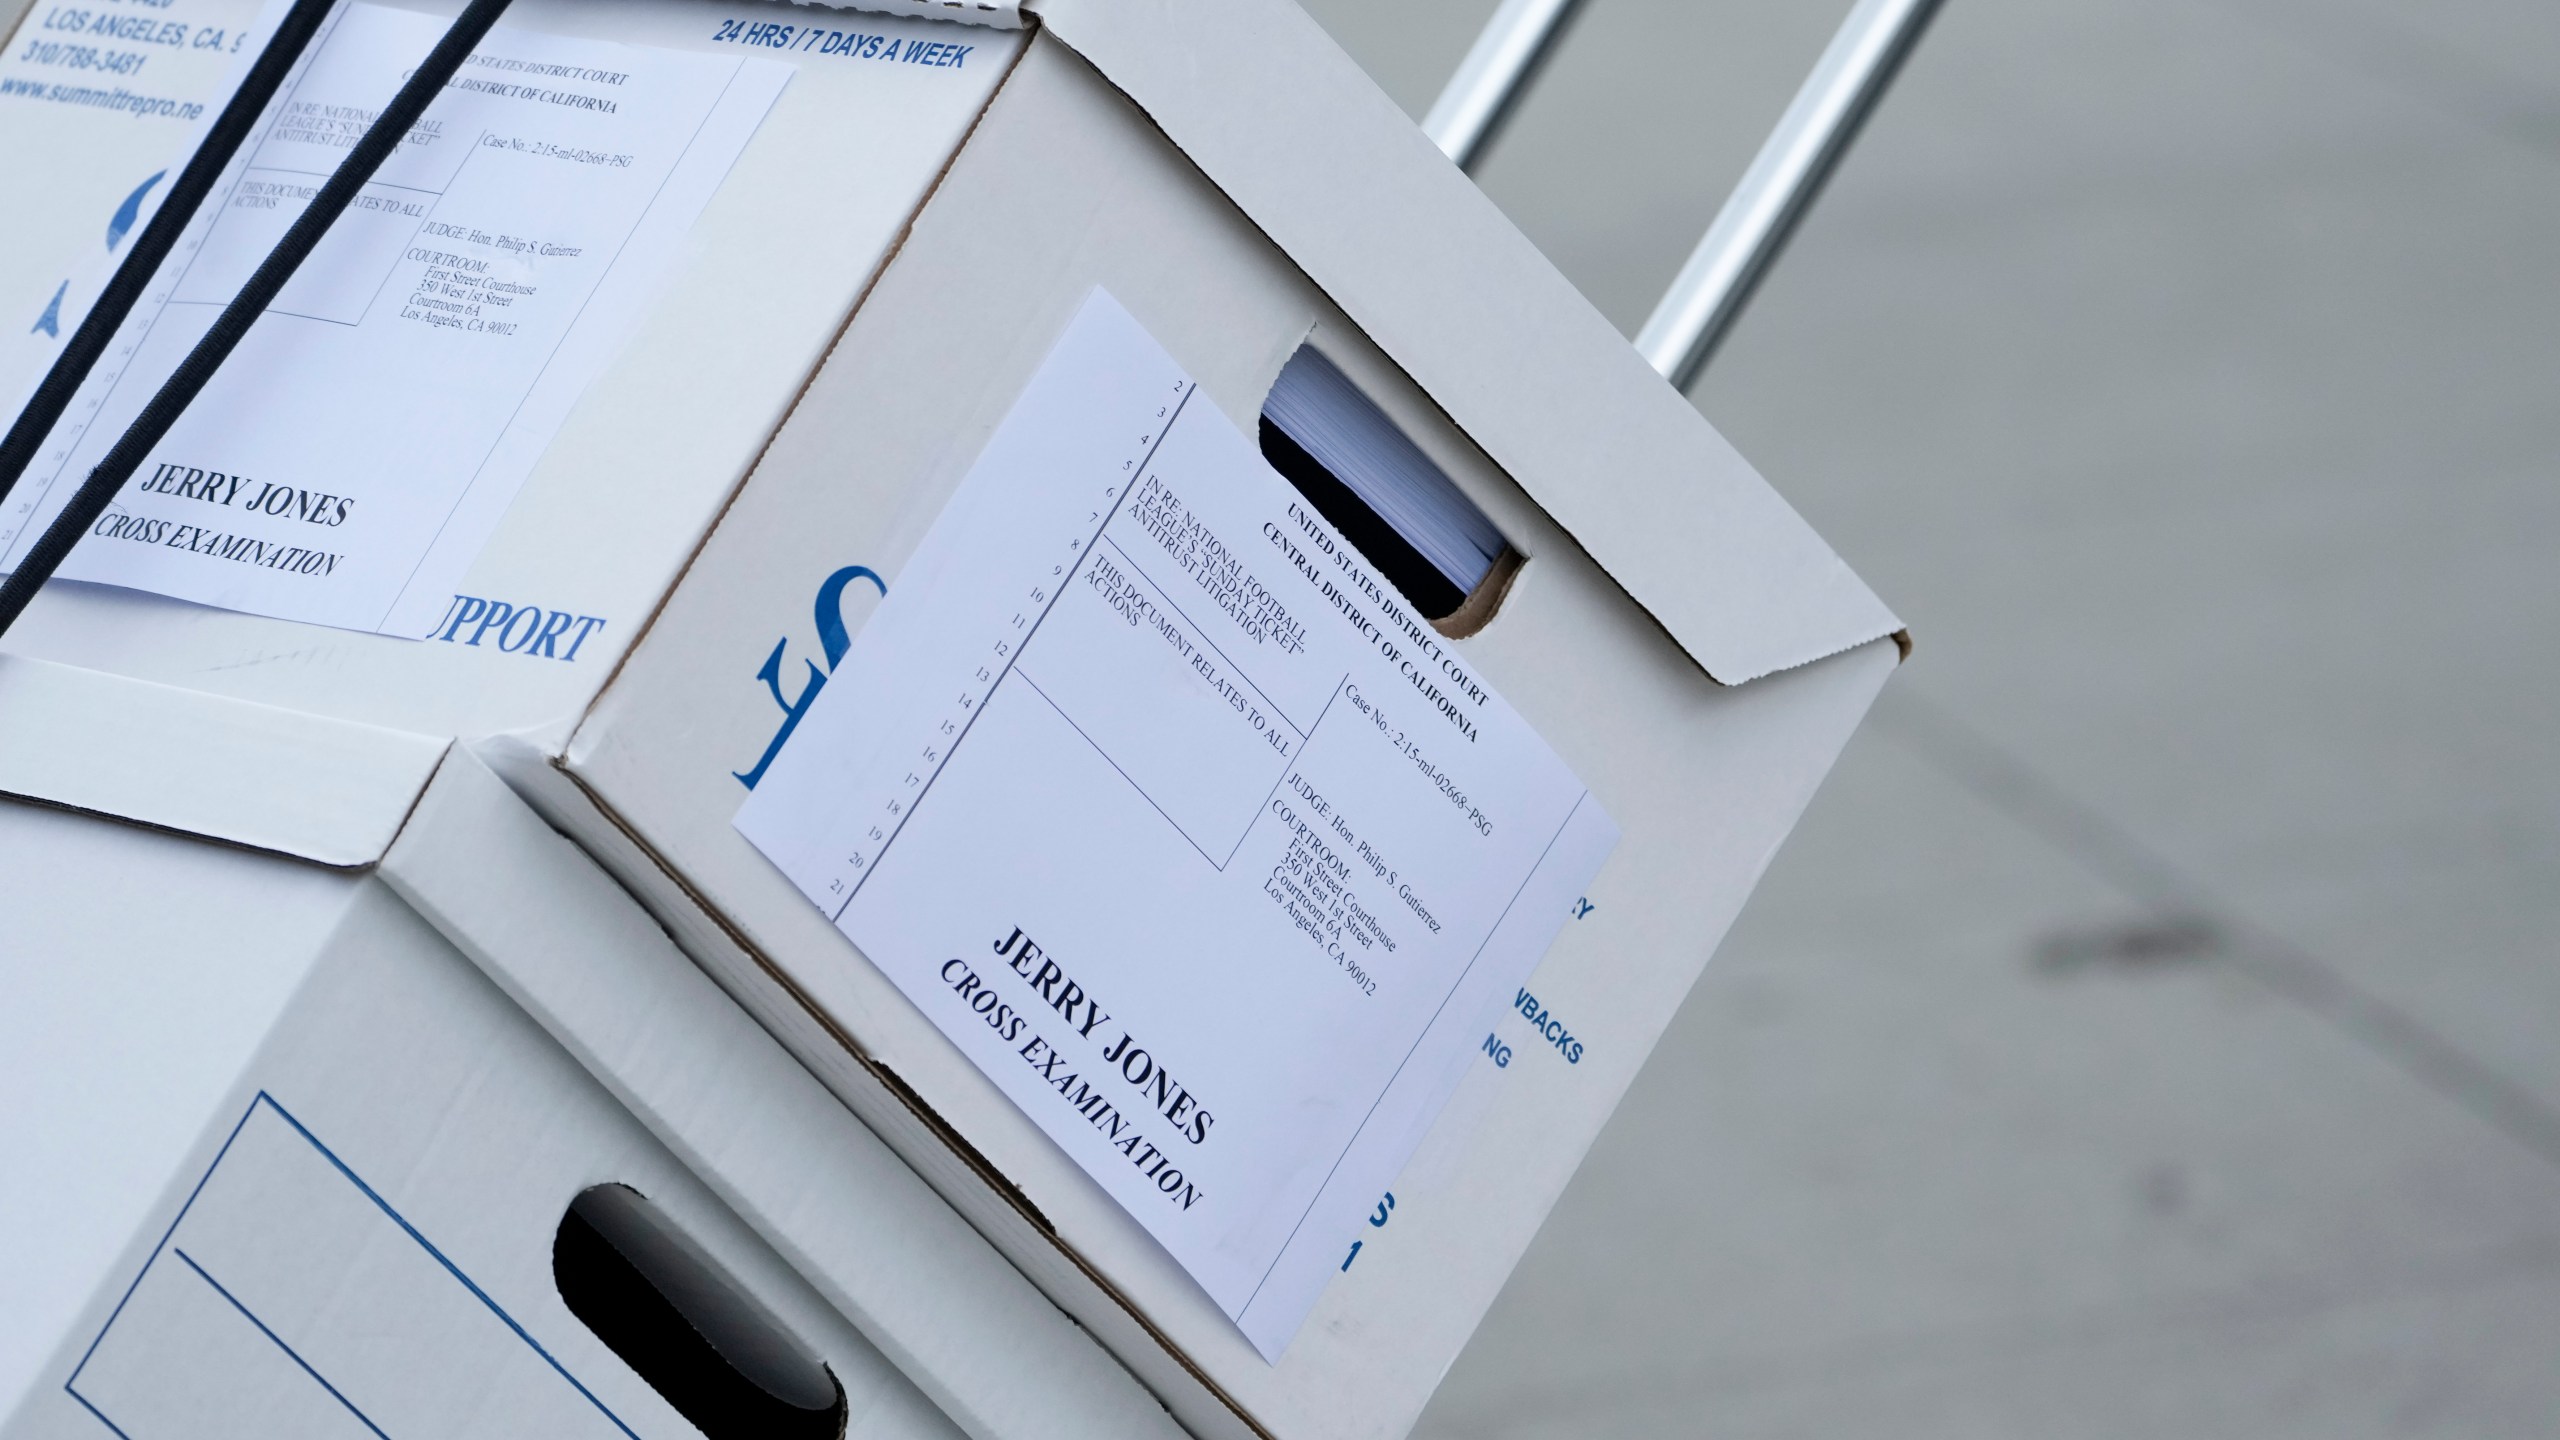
xmin=64 ymin=1091 xmax=634 ymax=1440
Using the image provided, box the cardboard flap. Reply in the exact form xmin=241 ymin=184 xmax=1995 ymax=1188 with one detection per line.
xmin=794 ymin=0 xmax=1025 ymax=28
xmin=0 ymin=655 xmax=447 ymax=867
xmin=1025 ymin=0 xmax=1902 ymax=684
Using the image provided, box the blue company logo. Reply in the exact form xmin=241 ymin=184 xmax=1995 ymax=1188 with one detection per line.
xmin=107 ymin=169 xmax=163 ymax=251
xmin=31 ymin=169 xmax=162 ymax=338
xmin=735 ymin=564 xmax=885 ymax=790
xmin=29 ymin=281 xmax=65 ymax=338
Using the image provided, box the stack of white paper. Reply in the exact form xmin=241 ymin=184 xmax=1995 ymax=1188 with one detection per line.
xmin=1260 ymin=343 xmax=1507 ymax=600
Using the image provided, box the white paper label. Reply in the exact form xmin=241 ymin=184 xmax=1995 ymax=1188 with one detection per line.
xmin=0 ymin=4 xmax=789 ymax=636
xmin=736 ymin=291 xmax=1619 ymax=1358
xmin=0 ymin=0 xmax=270 ymax=407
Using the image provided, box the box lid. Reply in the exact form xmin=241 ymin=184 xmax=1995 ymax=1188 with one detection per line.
xmin=1026 ymin=0 xmax=1900 ymax=684
xmin=0 ymin=654 xmax=447 ymax=867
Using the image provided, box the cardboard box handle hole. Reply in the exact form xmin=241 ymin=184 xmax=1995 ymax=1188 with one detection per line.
xmin=554 ymin=1184 xmax=846 ymax=1438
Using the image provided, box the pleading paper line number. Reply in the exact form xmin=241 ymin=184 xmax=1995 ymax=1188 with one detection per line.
xmin=831 ymin=377 xmax=1196 ymax=912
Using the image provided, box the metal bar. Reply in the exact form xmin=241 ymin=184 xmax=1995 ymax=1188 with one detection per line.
xmin=1635 ymin=0 xmax=1945 ymax=388
xmin=1421 ymin=0 xmax=1589 ymax=173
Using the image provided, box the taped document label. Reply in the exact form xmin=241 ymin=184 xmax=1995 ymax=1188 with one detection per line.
xmin=0 ymin=3 xmax=789 ymax=635
xmin=736 ymin=290 xmax=1618 ymax=1359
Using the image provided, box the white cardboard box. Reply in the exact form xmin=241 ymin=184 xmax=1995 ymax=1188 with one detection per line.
xmin=0 ymin=659 xmax=1179 ymax=1440
xmin=0 ymin=2 xmax=1903 ymax=1436
xmin=499 ymin=13 xmax=1903 ymax=1438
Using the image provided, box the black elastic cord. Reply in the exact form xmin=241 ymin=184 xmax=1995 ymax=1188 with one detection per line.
xmin=0 ymin=0 xmax=517 ymax=638
xmin=0 ymin=0 xmax=338 ymax=515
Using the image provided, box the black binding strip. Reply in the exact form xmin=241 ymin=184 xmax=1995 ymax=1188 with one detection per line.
xmin=0 ymin=0 xmax=338 ymax=514
xmin=0 ymin=0 xmax=518 ymax=638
